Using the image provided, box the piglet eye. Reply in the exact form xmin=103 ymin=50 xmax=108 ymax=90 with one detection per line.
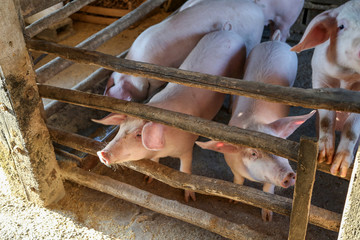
xmin=252 ymin=152 xmax=257 ymax=157
xmin=338 ymin=24 xmax=345 ymax=30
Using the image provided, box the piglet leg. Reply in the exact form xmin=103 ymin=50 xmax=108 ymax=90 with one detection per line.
xmin=229 ymin=175 xmax=245 ymax=204
xmin=180 ymin=152 xmax=196 ymax=202
xmin=317 ymin=109 xmax=336 ymax=164
xmin=144 ymin=158 xmax=160 ymax=184
xmin=331 ymin=113 xmax=360 ymax=178
xmin=262 ymin=183 xmax=275 ymax=222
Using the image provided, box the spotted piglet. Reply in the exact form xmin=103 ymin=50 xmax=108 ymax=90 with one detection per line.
xmin=94 ymin=29 xmax=247 ymax=202
xmin=196 ymin=31 xmax=315 ymax=221
xmin=291 ymin=0 xmax=360 ymax=178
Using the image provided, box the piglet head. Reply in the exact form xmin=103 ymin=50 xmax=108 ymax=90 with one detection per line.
xmin=92 ymin=113 xmax=166 ymax=166
xmin=291 ymin=1 xmax=360 ymax=73
xmin=196 ymin=111 xmax=315 ymax=187
xmin=196 ymin=141 xmax=296 ymax=187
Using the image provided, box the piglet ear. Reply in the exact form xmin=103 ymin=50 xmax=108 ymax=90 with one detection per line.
xmin=196 ymin=141 xmax=239 ymax=154
xmin=92 ymin=113 xmax=127 ymax=125
xmin=267 ymin=110 xmax=316 ymax=139
xmin=142 ymin=122 xmax=165 ymax=151
xmin=291 ymin=8 xmax=340 ymax=52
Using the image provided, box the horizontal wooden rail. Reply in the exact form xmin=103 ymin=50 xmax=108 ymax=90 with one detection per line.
xmin=41 ymin=85 xmax=352 ymax=179
xmin=41 ymin=85 xmax=300 ymax=161
xmin=44 ymin=50 xmax=128 ymax=117
xmin=59 ymin=161 xmax=271 ymax=240
xmin=28 ymin=39 xmax=360 ymax=113
xmin=303 ymin=2 xmax=337 ymax=10
xmin=34 ymin=0 xmax=167 ymax=83
xmin=21 ymin=0 xmax=64 ymax=18
xmin=25 ymin=0 xmax=96 ymax=38
xmin=49 ymin=126 xmax=341 ymax=232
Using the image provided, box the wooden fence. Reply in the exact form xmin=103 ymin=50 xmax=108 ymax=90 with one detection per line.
xmin=1 ymin=0 xmax=359 ymax=239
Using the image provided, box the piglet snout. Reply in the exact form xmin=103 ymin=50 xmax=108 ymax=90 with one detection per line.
xmin=281 ymin=172 xmax=296 ymax=188
xmin=97 ymin=150 xmax=111 ymax=166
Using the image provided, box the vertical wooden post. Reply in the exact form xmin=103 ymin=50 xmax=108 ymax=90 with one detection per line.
xmin=288 ymin=137 xmax=318 ymax=240
xmin=0 ymin=0 xmax=65 ymax=206
xmin=338 ymin=147 xmax=360 ymax=239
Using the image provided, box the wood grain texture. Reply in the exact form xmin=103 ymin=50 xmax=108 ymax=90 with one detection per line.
xmin=48 ymin=126 xmax=341 ymax=232
xmin=59 ymin=161 xmax=271 ymax=240
xmin=20 ymin=0 xmax=63 ymax=17
xmin=25 ymin=0 xmax=96 ymax=38
xmin=42 ymin=85 xmax=300 ymax=161
xmin=34 ymin=0 xmax=167 ymax=83
xmin=28 ymin=39 xmax=360 ymax=113
xmin=0 ymin=0 xmax=65 ymax=206
xmin=288 ymin=138 xmax=318 ymax=240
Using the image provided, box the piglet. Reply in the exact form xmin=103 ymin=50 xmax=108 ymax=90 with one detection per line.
xmin=196 ymin=31 xmax=314 ymax=221
xmin=94 ymin=29 xmax=247 ymax=202
xmin=291 ymin=0 xmax=360 ymax=178
xmin=104 ymin=0 xmax=265 ymax=102
xmin=180 ymin=0 xmax=304 ymax=42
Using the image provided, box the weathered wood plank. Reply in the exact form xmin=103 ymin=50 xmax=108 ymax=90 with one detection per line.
xmin=42 ymin=87 xmax=300 ymax=162
xmin=29 ymin=39 xmax=360 ymax=113
xmin=80 ymin=5 xmax=131 ymax=17
xmin=49 ymin=126 xmax=341 ymax=232
xmin=25 ymin=0 xmax=97 ymax=38
xmin=44 ymin=50 xmax=127 ymax=118
xmin=35 ymin=0 xmax=167 ymax=83
xmin=288 ymin=137 xmax=318 ymax=240
xmin=338 ymin=148 xmax=360 ymax=239
xmin=20 ymin=0 xmax=63 ymax=18
xmin=0 ymin=0 xmax=64 ymax=206
xmin=71 ymin=13 xmax=121 ymax=25
xmin=40 ymin=85 xmax=354 ymax=179
xmin=59 ymin=161 xmax=271 ymax=240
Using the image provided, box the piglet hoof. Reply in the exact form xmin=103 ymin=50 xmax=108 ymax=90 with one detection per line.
xmin=318 ymin=138 xmax=335 ymax=164
xmin=184 ymin=190 xmax=196 ymax=202
xmin=318 ymin=147 xmax=334 ymax=164
xmin=144 ymin=175 xmax=154 ymax=184
xmin=331 ymin=151 xmax=351 ymax=178
xmin=261 ymin=208 xmax=273 ymax=222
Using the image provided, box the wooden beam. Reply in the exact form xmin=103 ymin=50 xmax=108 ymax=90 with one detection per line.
xmin=44 ymin=50 xmax=128 ymax=118
xmin=71 ymin=13 xmax=120 ymax=25
xmin=80 ymin=5 xmax=131 ymax=17
xmin=0 ymin=0 xmax=64 ymax=206
xmin=59 ymin=161 xmax=271 ymax=240
xmin=47 ymin=126 xmax=341 ymax=232
xmin=288 ymin=137 xmax=318 ymax=240
xmin=42 ymin=87 xmax=300 ymax=161
xmin=41 ymin=85 xmax=353 ymax=180
xmin=25 ymin=0 xmax=97 ymax=38
xmin=20 ymin=0 xmax=63 ymax=18
xmin=338 ymin=148 xmax=360 ymax=239
xmin=35 ymin=0 xmax=167 ymax=83
xmin=303 ymin=2 xmax=337 ymax=10
xmin=44 ymin=68 xmax=110 ymax=117
xmin=28 ymin=39 xmax=360 ymax=113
